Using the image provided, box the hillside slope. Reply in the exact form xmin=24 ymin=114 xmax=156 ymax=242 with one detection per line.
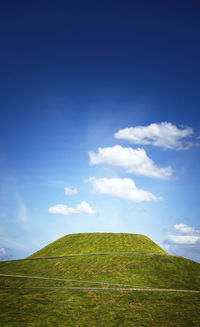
xmin=1 ymin=253 xmax=200 ymax=290
xmin=28 ymin=233 xmax=166 ymax=258
xmin=0 ymin=233 xmax=200 ymax=327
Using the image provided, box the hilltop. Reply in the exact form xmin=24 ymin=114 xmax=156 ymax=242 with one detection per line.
xmin=28 ymin=233 xmax=166 ymax=258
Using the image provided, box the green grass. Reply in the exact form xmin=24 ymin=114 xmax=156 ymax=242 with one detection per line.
xmin=0 ymin=233 xmax=200 ymax=326
xmin=28 ymin=233 xmax=166 ymax=258
xmin=0 ymin=289 xmax=200 ymax=326
xmin=1 ymin=254 xmax=200 ymax=290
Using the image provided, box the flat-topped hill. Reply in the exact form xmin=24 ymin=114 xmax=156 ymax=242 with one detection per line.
xmin=28 ymin=233 xmax=166 ymax=258
xmin=1 ymin=233 xmax=200 ymax=326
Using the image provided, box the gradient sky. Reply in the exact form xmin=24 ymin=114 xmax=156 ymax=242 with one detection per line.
xmin=0 ymin=1 xmax=200 ymax=262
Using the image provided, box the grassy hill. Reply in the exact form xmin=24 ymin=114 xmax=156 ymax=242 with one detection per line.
xmin=0 ymin=233 xmax=200 ymax=326
xmin=28 ymin=233 xmax=166 ymax=258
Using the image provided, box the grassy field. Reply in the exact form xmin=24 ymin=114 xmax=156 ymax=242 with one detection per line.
xmin=0 ymin=289 xmax=200 ymax=327
xmin=0 ymin=233 xmax=200 ymax=326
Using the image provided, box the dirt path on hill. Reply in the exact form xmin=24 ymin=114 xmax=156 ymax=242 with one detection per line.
xmin=1 ymin=286 xmax=200 ymax=293
xmin=8 ymin=252 xmax=183 ymax=262
xmin=1 ymin=274 xmax=199 ymax=293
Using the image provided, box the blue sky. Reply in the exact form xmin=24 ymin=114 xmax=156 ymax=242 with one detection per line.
xmin=0 ymin=0 xmax=200 ymax=262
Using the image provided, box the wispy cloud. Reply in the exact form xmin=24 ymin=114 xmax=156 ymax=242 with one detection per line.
xmin=48 ymin=201 xmax=96 ymax=216
xmin=0 ymin=235 xmax=28 ymax=261
xmin=128 ymin=206 xmax=146 ymax=212
xmin=88 ymin=177 xmax=163 ymax=203
xmin=0 ymin=179 xmax=29 ymax=229
xmin=0 ymin=234 xmax=31 ymax=260
xmin=115 ymin=122 xmax=199 ymax=150
xmin=89 ymin=145 xmax=173 ymax=179
xmin=0 ymin=236 xmax=27 ymax=249
xmin=17 ymin=199 xmax=29 ymax=227
xmin=0 ymin=247 xmax=10 ymax=261
xmin=162 ymin=223 xmax=200 ymax=262
xmin=64 ymin=187 xmax=78 ymax=195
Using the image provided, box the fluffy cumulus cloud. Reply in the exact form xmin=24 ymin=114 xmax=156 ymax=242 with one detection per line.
xmin=165 ymin=223 xmax=200 ymax=244
xmin=163 ymin=223 xmax=200 ymax=262
xmin=48 ymin=201 xmax=96 ymax=216
xmin=64 ymin=187 xmax=78 ymax=195
xmin=114 ymin=122 xmax=197 ymax=150
xmin=89 ymin=145 xmax=173 ymax=179
xmin=88 ymin=177 xmax=163 ymax=202
xmin=173 ymin=223 xmax=197 ymax=235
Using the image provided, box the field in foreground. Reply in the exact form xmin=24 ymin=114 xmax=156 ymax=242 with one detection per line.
xmin=0 ymin=233 xmax=200 ymax=326
xmin=0 ymin=289 xmax=200 ymax=327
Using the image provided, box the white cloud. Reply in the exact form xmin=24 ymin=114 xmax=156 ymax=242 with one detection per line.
xmin=162 ymin=223 xmax=200 ymax=262
xmin=89 ymin=145 xmax=173 ymax=179
xmin=114 ymin=122 xmax=198 ymax=150
xmin=173 ymin=223 xmax=196 ymax=235
xmin=164 ymin=223 xmax=200 ymax=245
xmin=64 ymin=187 xmax=78 ymax=195
xmin=166 ymin=235 xmax=200 ymax=245
xmin=88 ymin=177 xmax=163 ymax=203
xmin=48 ymin=201 xmax=96 ymax=216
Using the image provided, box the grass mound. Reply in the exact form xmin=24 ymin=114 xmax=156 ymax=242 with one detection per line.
xmin=28 ymin=233 xmax=166 ymax=258
xmin=0 ymin=233 xmax=199 ymax=326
